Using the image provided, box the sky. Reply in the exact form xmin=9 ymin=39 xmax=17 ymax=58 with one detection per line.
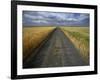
xmin=23 ymin=11 xmax=89 ymax=27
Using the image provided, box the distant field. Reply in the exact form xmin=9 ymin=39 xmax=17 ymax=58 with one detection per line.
xmin=61 ymin=27 xmax=89 ymax=63
xmin=23 ymin=27 xmax=55 ymax=60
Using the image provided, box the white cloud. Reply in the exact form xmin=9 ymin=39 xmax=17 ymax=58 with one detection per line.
xmin=24 ymin=13 xmax=44 ymax=20
xmin=78 ymin=14 xmax=89 ymax=21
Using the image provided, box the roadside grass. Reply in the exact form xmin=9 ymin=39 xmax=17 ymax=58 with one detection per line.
xmin=23 ymin=27 xmax=55 ymax=60
xmin=61 ymin=27 xmax=89 ymax=64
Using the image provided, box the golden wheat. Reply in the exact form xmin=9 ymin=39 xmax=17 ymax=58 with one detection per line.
xmin=23 ymin=27 xmax=55 ymax=60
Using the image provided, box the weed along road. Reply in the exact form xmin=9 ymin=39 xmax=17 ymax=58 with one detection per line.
xmin=23 ymin=28 xmax=88 ymax=68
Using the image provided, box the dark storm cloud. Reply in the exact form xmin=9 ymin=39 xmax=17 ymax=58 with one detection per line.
xmin=23 ymin=11 xmax=89 ymax=26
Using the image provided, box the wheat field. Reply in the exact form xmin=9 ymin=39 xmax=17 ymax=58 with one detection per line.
xmin=23 ymin=27 xmax=55 ymax=60
xmin=61 ymin=27 xmax=89 ymax=63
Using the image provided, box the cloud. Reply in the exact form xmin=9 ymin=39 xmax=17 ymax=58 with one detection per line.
xmin=23 ymin=11 xmax=89 ymax=26
xmin=24 ymin=13 xmax=44 ymax=20
xmin=78 ymin=14 xmax=89 ymax=21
